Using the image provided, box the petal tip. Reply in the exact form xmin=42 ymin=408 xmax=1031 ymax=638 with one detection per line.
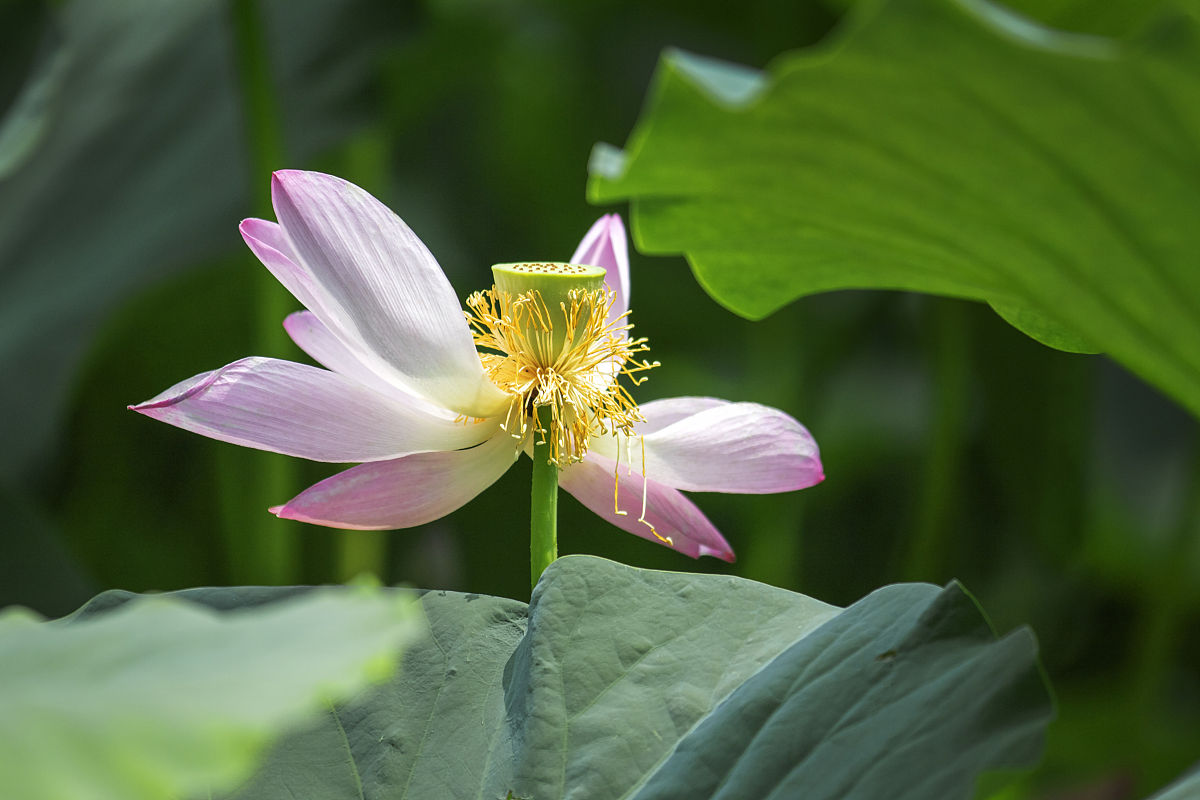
xmin=127 ymin=399 xmax=163 ymax=415
xmin=128 ymin=395 xmax=171 ymax=414
xmin=699 ymin=543 xmax=736 ymax=562
xmin=269 ymin=170 xmax=317 ymax=208
xmin=268 ymin=500 xmax=390 ymax=531
xmin=806 ymin=461 xmax=826 ymax=487
xmin=271 ymin=168 xmax=304 ymax=186
xmin=272 ymin=169 xmax=342 ymax=196
xmin=281 ymin=310 xmax=309 ymax=333
xmin=239 ymin=217 xmax=281 ymax=249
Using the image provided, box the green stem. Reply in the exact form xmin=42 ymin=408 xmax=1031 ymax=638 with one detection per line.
xmin=226 ymin=0 xmax=299 ymax=584
xmin=530 ymin=407 xmax=559 ymax=589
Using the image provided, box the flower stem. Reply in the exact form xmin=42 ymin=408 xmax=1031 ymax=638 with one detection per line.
xmin=530 ymin=407 xmax=559 ymax=588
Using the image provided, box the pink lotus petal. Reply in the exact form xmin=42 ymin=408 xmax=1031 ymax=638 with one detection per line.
xmin=585 ymin=398 xmax=726 ymax=461
xmin=130 ymin=357 xmax=496 ymax=462
xmin=590 ymin=400 xmax=823 ymax=493
xmin=273 ymin=432 xmax=522 ymax=529
xmin=283 ymin=310 xmax=449 ymax=416
xmin=243 ymin=220 xmax=451 ymax=410
xmin=638 ymin=402 xmax=823 ymax=493
xmin=637 ymin=396 xmax=731 ymax=434
xmin=268 ymin=170 xmax=508 ymax=418
xmin=570 ymin=214 xmax=630 ymax=323
xmin=558 ymin=452 xmax=735 ymax=561
xmin=241 ymin=218 xmax=341 ymax=328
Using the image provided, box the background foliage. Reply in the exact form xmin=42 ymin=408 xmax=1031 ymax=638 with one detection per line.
xmin=2 ymin=585 xmax=419 ymax=800
xmin=1 ymin=0 xmax=1197 ymax=797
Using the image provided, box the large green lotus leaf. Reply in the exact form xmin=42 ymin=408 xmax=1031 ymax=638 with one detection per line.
xmin=588 ymin=0 xmax=1200 ymax=418
xmin=192 ymin=555 xmax=1049 ymax=799
xmin=0 ymin=586 xmax=420 ymax=800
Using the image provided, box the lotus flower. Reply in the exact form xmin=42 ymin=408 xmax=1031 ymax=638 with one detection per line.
xmin=131 ymin=171 xmax=823 ymax=561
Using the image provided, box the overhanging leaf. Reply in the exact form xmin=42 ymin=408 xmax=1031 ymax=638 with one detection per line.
xmin=588 ymin=0 xmax=1200 ymax=418
xmin=182 ymin=556 xmax=1050 ymax=799
xmin=0 ymin=586 xmax=420 ymax=800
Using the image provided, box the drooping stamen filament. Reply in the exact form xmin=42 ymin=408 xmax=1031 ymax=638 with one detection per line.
xmin=611 ymin=433 xmax=674 ymax=547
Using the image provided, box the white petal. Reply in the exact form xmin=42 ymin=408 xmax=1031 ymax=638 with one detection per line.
xmin=588 ymin=397 xmax=731 ymax=460
xmin=638 ymin=396 xmax=731 ymax=434
xmin=272 ymin=432 xmax=522 ymax=529
xmin=283 ymin=311 xmax=450 ymax=416
xmin=265 ymin=170 xmax=507 ymax=417
xmin=130 ymin=357 xmax=497 ymax=462
xmin=241 ymin=219 xmax=455 ymax=413
xmin=240 ymin=217 xmax=340 ymax=327
xmin=594 ymin=401 xmax=824 ymax=493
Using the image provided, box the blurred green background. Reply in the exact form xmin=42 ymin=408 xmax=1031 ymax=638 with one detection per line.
xmin=1 ymin=0 xmax=1197 ymax=797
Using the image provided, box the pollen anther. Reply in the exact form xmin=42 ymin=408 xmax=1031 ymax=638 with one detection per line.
xmin=465 ymin=284 xmax=655 ymax=467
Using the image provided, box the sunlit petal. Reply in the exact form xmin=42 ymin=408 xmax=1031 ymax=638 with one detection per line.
xmin=283 ymin=310 xmax=450 ymax=416
xmin=240 ymin=218 xmax=337 ymax=327
xmin=240 ymin=218 xmax=430 ymax=400
xmin=606 ymin=401 xmax=823 ymax=493
xmin=130 ymin=357 xmax=496 ymax=462
xmin=272 ymin=432 xmax=522 ymax=529
xmin=269 ymin=170 xmax=507 ymax=417
xmin=634 ymin=396 xmax=731 ymax=435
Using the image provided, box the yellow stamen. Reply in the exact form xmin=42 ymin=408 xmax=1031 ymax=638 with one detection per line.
xmin=466 ymin=261 xmax=673 ymax=552
xmin=465 ymin=284 xmax=658 ymax=466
